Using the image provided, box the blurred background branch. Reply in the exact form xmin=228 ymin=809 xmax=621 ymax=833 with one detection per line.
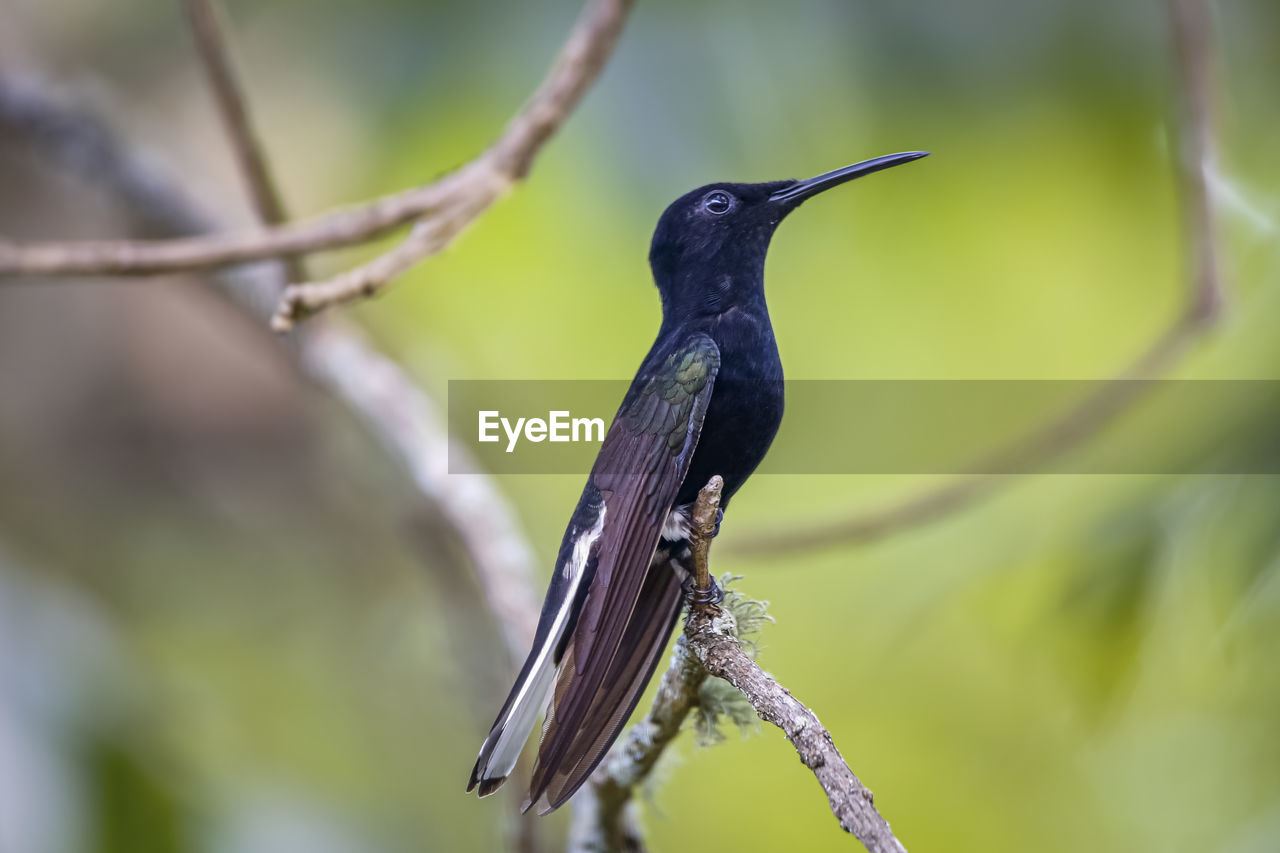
xmin=181 ymin=0 xmax=296 ymax=266
xmin=0 ymin=72 xmax=543 ymax=674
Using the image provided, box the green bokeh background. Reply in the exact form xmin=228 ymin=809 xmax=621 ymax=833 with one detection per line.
xmin=1 ymin=0 xmax=1278 ymax=851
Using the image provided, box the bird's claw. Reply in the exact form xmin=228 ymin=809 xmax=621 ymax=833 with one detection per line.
xmin=682 ymin=575 xmax=724 ymax=606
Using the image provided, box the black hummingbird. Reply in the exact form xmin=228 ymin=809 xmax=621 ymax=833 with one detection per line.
xmin=467 ymin=150 xmax=928 ymax=813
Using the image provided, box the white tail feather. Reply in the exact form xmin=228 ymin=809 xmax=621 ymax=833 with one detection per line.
xmin=471 ymin=506 xmax=605 ymax=791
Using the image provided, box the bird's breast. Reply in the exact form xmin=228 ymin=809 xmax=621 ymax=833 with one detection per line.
xmin=677 ymin=313 xmax=783 ymax=506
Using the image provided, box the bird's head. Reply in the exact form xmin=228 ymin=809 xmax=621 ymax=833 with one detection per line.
xmin=648 ymin=151 xmax=928 ymax=318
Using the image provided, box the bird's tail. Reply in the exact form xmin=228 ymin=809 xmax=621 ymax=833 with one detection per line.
xmin=468 ymin=575 xmax=589 ymax=797
xmin=467 ymin=500 xmax=605 ymax=797
xmin=466 ymin=641 xmax=560 ymax=797
xmin=524 ymin=552 xmax=686 ymax=814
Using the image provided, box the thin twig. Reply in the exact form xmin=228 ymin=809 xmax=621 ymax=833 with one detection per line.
xmin=271 ymin=195 xmax=494 ymax=330
xmin=733 ymin=0 xmax=1222 ymax=557
xmin=181 ymin=0 xmax=293 ymax=240
xmin=0 ymin=0 xmax=634 ymax=334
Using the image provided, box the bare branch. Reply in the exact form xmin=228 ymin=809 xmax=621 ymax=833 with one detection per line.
xmin=0 ymin=0 xmax=633 ymax=333
xmin=733 ymin=0 xmax=1223 ymax=557
xmin=0 ymin=149 xmax=458 ymax=273
xmin=684 ymin=604 xmax=907 ymax=853
xmin=485 ymin=0 xmax=631 ymax=182
xmin=271 ymin=188 xmax=499 ymax=330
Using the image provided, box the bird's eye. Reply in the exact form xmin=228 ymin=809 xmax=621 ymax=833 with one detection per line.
xmin=702 ymin=191 xmax=733 ymax=215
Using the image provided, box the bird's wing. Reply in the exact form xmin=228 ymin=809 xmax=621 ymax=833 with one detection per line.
xmin=526 ymin=333 xmax=720 ymax=813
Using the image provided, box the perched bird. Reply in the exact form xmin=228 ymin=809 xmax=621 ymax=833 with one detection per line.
xmin=467 ymin=151 xmax=928 ymax=813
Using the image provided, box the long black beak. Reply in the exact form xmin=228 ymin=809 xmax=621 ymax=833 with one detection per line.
xmin=769 ymin=151 xmax=929 ymax=206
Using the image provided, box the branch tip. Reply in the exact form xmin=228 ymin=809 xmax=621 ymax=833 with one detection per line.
xmin=689 ymin=475 xmax=723 ymax=597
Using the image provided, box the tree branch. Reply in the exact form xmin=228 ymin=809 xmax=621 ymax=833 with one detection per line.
xmin=0 ymin=160 xmax=462 ymax=272
xmin=575 ymin=479 xmax=906 ymax=852
xmin=272 ymin=198 xmax=492 ymax=331
xmin=0 ymin=0 xmax=634 ymax=332
xmin=684 ymin=603 xmax=906 ymax=853
xmin=733 ymin=0 xmax=1223 ymax=557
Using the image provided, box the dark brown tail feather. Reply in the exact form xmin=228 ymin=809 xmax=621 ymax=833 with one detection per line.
xmin=524 ymin=558 xmax=684 ymax=814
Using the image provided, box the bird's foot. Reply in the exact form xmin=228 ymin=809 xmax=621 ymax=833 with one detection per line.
xmin=682 ymin=575 xmax=724 ymax=606
xmin=711 ymin=508 xmax=724 ymax=538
